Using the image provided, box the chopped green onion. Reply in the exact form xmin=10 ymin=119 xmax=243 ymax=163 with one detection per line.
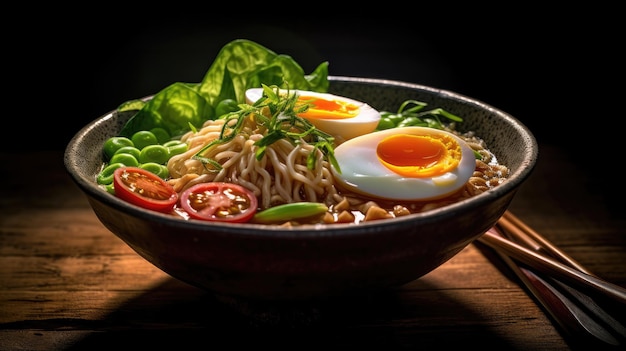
xmin=253 ymin=202 xmax=329 ymax=224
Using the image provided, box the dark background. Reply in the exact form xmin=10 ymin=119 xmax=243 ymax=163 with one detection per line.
xmin=8 ymin=10 xmax=620 ymax=156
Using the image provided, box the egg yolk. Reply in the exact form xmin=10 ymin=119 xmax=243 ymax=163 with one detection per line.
xmin=376 ymin=133 xmax=462 ymax=178
xmin=297 ymin=96 xmax=360 ymax=119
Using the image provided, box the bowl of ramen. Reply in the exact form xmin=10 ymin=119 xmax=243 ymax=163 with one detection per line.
xmin=65 ymin=74 xmax=537 ymax=302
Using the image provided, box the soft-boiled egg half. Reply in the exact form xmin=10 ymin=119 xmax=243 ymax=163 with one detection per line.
xmin=245 ymin=88 xmax=381 ymax=142
xmin=330 ymin=126 xmax=477 ymax=201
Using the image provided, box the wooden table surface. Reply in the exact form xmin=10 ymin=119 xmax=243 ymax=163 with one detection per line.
xmin=1 ymin=144 xmax=625 ymax=350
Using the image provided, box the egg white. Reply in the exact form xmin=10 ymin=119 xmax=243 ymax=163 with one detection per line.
xmin=245 ymin=88 xmax=381 ymax=142
xmin=330 ymin=126 xmax=476 ymax=201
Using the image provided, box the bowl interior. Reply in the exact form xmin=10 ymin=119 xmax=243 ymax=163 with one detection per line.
xmin=66 ymin=76 xmax=537 ymax=230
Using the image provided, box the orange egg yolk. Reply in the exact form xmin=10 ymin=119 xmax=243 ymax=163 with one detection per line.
xmin=296 ymin=96 xmax=360 ymax=119
xmin=376 ymin=133 xmax=462 ymax=178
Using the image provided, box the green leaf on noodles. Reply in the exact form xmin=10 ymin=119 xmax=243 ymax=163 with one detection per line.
xmin=194 ymin=156 xmax=222 ymax=172
xmin=254 ymin=130 xmax=286 ymax=159
xmin=430 ymin=108 xmax=463 ymax=122
xmin=314 ymin=141 xmax=340 ymax=173
xmin=192 ymin=84 xmax=337 ymax=172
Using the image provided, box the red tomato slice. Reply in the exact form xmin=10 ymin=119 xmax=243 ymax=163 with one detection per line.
xmin=180 ymin=182 xmax=258 ymax=223
xmin=113 ymin=167 xmax=178 ymax=213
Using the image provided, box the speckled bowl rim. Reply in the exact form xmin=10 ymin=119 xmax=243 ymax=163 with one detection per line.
xmin=64 ymin=76 xmax=538 ymax=238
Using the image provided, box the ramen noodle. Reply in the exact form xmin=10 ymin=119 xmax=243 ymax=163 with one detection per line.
xmin=165 ymin=116 xmax=509 ymax=226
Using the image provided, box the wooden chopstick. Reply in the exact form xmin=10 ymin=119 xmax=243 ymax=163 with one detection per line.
xmin=483 ymin=226 xmax=618 ymax=342
xmin=481 ymin=213 xmax=626 ymax=344
xmin=479 ymin=226 xmax=626 ymax=305
xmin=499 ymin=211 xmax=594 ymax=276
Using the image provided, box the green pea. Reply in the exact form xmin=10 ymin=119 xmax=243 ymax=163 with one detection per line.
xmin=150 ymin=127 xmax=171 ymax=144
xmin=141 ymin=162 xmax=169 ymax=179
xmin=139 ymin=144 xmax=169 ymax=164
xmin=386 ymin=113 xmax=405 ymax=125
xmin=97 ymin=162 xmax=125 ymax=185
xmin=114 ymin=146 xmax=141 ymax=160
xmin=109 ymin=153 xmax=139 ymax=167
xmin=215 ymin=98 xmax=240 ymax=118
xmin=103 ymin=137 xmax=134 ymax=160
xmin=424 ymin=118 xmax=443 ymax=129
xmin=163 ymin=140 xmax=183 ymax=147
xmin=376 ymin=118 xmax=396 ymax=130
xmin=398 ymin=116 xmax=427 ymax=128
xmin=132 ymin=130 xmax=158 ymax=150
xmin=164 ymin=140 xmax=188 ymax=158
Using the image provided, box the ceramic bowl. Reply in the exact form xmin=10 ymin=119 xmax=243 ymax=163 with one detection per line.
xmin=64 ymin=76 xmax=538 ymax=302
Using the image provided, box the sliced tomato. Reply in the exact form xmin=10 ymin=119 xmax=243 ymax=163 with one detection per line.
xmin=113 ymin=167 xmax=178 ymax=213
xmin=179 ymin=182 xmax=258 ymax=223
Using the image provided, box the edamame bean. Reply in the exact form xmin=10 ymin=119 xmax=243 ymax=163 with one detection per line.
xmin=164 ymin=140 xmax=188 ymax=158
xmin=132 ymin=131 xmax=159 ymax=150
xmin=150 ymin=127 xmax=171 ymax=144
xmin=376 ymin=118 xmax=396 ymax=130
xmin=139 ymin=144 xmax=169 ymax=164
xmin=215 ymin=98 xmax=240 ymax=118
xmin=140 ymin=162 xmax=169 ymax=179
xmin=109 ymin=153 xmax=140 ymax=167
xmin=103 ymin=137 xmax=134 ymax=160
xmin=97 ymin=163 xmax=125 ymax=185
xmin=114 ymin=146 xmax=141 ymax=160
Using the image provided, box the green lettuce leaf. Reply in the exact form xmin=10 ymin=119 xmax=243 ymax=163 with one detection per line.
xmin=119 ymin=82 xmax=213 ymax=139
xmin=117 ymin=39 xmax=329 ymax=139
xmin=199 ymin=39 xmax=329 ymax=105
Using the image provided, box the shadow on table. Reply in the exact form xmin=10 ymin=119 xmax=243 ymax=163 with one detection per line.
xmin=55 ymin=277 xmax=521 ymax=350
